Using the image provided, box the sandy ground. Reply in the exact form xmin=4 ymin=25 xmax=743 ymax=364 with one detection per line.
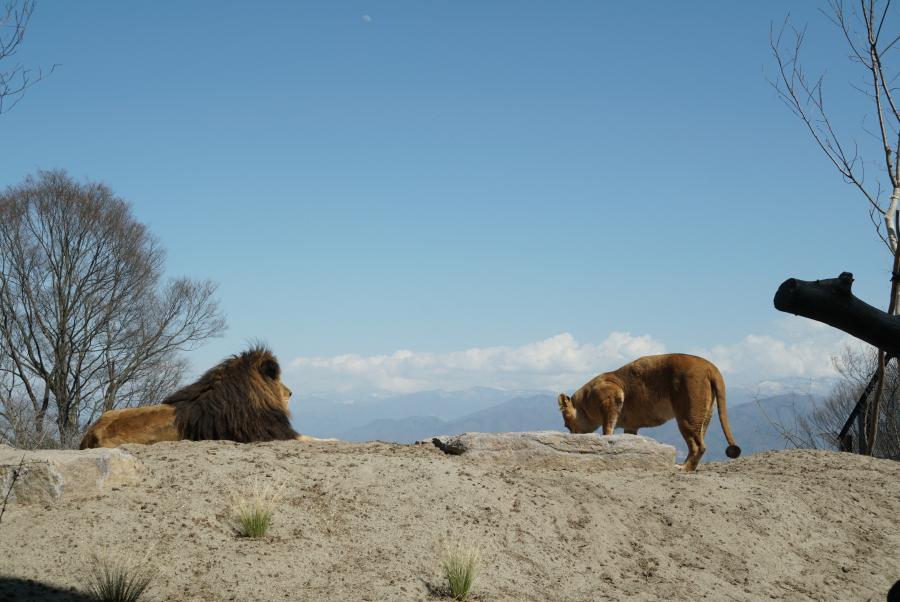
xmin=0 ymin=440 xmax=898 ymax=602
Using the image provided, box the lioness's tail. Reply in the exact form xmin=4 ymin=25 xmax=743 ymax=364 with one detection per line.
xmin=711 ymin=368 xmax=741 ymax=459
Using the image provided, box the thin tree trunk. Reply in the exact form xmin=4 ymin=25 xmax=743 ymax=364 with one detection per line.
xmin=868 ymin=241 xmax=900 ymax=453
xmin=33 ymin=385 xmax=49 ymax=436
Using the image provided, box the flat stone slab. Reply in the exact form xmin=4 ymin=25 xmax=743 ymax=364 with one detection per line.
xmin=423 ymin=431 xmax=676 ymax=470
xmin=0 ymin=444 xmax=144 ymax=505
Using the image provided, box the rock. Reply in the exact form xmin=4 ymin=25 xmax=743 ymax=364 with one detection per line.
xmin=423 ymin=431 xmax=676 ymax=470
xmin=0 ymin=444 xmax=144 ymax=505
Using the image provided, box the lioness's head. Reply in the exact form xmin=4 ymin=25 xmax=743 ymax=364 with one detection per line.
xmin=558 ymin=393 xmax=594 ymax=434
xmin=559 ymin=385 xmax=623 ymax=433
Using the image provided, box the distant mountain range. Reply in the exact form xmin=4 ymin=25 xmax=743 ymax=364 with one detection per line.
xmin=293 ymin=386 xmax=542 ymax=436
xmin=293 ymin=387 xmax=819 ymax=463
xmin=335 ymin=393 xmax=560 ymax=443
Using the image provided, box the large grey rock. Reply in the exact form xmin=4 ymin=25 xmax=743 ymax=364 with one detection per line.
xmin=0 ymin=444 xmax=144 ymax=505
xmin=423 ymin=431 xmax=676 ymax=470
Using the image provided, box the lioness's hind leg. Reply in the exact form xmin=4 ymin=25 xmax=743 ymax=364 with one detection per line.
xmin=676 ymin=418 xmax=706 ymax=472
xmin=700 ymin=400 xmax=715 ymax=442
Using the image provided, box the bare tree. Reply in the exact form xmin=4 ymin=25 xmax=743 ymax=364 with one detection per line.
xmin=767 ymin=345 xmax=900 ymax=459
xmin=0 ymin=0 xmax=52 ymax=114
xmin=0 ymin=352 xmax=55 ymax=448
xmin=0 ymin=171 xmax=226 ymax=447
xmin=771 ymin=1 xmax=900 ymax=453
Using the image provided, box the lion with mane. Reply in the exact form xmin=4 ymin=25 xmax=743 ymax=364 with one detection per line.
xmin=80 ymin=346 xmax=305 ymax=449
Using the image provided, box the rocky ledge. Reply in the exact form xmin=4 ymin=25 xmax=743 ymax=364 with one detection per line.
xmin=0 ymin=444 xmax=144 ymax=505
xmin=423 ymin=431 xmax=676 ymax=470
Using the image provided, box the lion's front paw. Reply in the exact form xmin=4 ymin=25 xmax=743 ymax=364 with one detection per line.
xmin=295 ymin=435 xmax=338 ymax=442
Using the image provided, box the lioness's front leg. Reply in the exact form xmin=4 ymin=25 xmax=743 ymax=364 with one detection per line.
xmin=602 ymin=411 xmax=618 ymax=435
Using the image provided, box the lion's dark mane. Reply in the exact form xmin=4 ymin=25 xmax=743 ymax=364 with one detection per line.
xmin=163 ymin=345 xmax=299 ymax=443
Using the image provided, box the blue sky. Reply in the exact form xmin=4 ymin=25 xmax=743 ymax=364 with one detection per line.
xmin=1 ymin=1 xmax=892 ymax=396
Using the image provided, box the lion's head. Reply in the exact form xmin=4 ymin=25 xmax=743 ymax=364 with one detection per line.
xmin=163 ymin=345 xmax=299 ymax=443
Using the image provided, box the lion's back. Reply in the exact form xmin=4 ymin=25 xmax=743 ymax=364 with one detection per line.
xmin=80 ymin=405 xmax=180 ymax=449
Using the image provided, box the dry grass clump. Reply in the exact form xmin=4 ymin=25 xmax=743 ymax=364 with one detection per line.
xmin=233 ymin=479 xmax=284 ymax=538
xmin=83 ymin=553 xmax=153 ymax=602
xmin=441 ymin=541 xmax=481 ymax=601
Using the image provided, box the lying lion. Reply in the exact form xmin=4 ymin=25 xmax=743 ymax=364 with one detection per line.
xmin=80 ymin=346 xmax=319 ymax=449
xmin=558 ymin=353 xmax=740 ymax=471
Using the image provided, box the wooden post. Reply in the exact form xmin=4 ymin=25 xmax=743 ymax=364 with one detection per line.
xmin=838 ymin=432 xmax=852 ymax=452
xmin=836 ymin=361 xmax=887 ymax=454
xmin=857 ymin=397 xmax=869 ymax=455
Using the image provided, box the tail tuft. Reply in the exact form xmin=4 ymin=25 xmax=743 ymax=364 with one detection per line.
xmin=726 ymin=445 xmax=741 ymax=459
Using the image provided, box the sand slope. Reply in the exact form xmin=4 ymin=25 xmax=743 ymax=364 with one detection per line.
xmin=1 ymin=440 xmax=898 ymax=601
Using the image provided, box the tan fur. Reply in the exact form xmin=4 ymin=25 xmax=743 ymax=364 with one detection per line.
xmin=557 ymin=353 xmax=741 ymax=471
xmin=78 ymin=405 xmax=181 ymax=449
xmin=80 ymin=346 xmax=306 ymax=449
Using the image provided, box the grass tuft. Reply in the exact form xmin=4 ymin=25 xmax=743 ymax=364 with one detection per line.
xmin=234 ymin=479 xmax=283 ymax=538
xmin=84 ymin=553 xmax=153 ymax=602
xmin=237 ymin=503 xmax=272 ymax=538
xmin=441 ymin=542 xmax=480 ymax=601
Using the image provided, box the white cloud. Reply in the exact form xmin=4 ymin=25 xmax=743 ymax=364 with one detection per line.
xmin=288 ymin=332 xmax=665 ymax=394
xmin=287 ymin=318 xmax=867 ymax=397
xmin=691 ymin=316 xmax=869 ymax=393
xmin=361 ymin=14 xmax=372 ymax=23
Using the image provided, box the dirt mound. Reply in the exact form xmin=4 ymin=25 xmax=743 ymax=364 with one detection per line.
xmin=1 ymin=440 xmax=897 ymax=601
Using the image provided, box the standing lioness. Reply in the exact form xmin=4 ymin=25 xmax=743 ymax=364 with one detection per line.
xmin=557 ymin=354 xmax=740 ymax=471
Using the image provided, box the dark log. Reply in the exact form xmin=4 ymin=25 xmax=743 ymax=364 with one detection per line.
xmin=773 ymin=272 xmax=900 ymax=357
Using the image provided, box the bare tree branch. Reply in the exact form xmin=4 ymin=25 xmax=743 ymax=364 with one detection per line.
xmin=0 ymin=171 xmax=227 ymax=447
xmin=0 ymin=0 xmax=54 ymax=114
